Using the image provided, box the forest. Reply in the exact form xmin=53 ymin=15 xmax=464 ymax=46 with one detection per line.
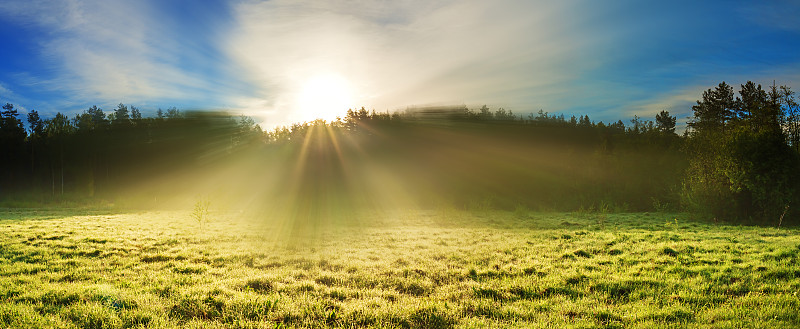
xmin=1 ymin=80 xmax=799 ymax=225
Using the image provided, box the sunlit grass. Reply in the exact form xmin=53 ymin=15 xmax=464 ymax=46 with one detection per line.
xmin=1 ymin=208 xmax=798 ymax=328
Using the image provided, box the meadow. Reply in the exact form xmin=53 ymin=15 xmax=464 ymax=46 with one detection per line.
xmin=0 ymin=207 xmax=798 ymax=328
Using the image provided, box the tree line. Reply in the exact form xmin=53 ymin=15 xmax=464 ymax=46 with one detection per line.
xmin=0 ymin=80 xmax=798 ymax=225
xmin=1 ymin=103 xmax=262 ymax=200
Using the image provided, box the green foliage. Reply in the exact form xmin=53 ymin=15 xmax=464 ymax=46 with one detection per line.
xmin=689 ymin=82 xmax=736 ymax=132
xmin=724 ymin=128 xmax=798 ymax=220
xmin=656 ymin=110 xmax=677 ymax=134
xmin=684 ymin=81 xmax=800 ymax=224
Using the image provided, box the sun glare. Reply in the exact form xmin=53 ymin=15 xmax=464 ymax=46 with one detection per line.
xmin=296 ymin=74 xmax=354 ymax=122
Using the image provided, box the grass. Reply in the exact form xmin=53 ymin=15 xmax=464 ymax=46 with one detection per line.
xmin=0 ymin=208 xmax=799 ymax=328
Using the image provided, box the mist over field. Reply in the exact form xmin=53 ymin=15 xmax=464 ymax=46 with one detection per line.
xmin=3 ymin=91 xmax=799 ymax=225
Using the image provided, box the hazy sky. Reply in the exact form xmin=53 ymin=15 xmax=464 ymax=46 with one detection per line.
xmin=1 ymin=0 xmax=799 ymax=128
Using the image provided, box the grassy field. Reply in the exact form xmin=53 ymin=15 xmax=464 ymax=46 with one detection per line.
xmin=0 ymin=207 xmax=799 ymax=328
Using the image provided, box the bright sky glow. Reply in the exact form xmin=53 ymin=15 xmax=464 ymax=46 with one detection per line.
xmin=0 ymin=0 xmax=799 ymax=129
xmin=296 ymin=74 xmax=355 ymax=123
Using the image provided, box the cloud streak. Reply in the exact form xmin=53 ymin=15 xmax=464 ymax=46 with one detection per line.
xmin=0 ymin=0 xmax=241 ymax=113
xmin=0 ymin=0 xmax=798 ymax=127
xmin=226 ymin=0 xmax=800 ymax=127
xmin=225 ymin=0 xmax=598 ymax=126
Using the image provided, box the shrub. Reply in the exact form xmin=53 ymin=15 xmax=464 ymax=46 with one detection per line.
xmin=191 ymin=198 xmax=211 ymax=229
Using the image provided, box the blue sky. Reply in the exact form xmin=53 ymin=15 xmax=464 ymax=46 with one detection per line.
xmin=1 ymin=0 xmax=799 ymax=129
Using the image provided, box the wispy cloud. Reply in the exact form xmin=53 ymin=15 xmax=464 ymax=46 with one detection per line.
xmin=0 ymin=82 xmax=12 ymax=99
xmin=226 ymin=0 xmax=597 ymax=126
xmin=0 ymin=81 xmax=33 ymax=115
xmin=0 ymin=0 xmax=239 ymax=112
xmin=1 ymin=0 xmax=798 ymax=127
xmin=226 ymin=0 xmax=800 ymax=128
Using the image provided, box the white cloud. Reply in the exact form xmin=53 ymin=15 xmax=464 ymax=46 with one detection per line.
xmin=0 ymin=82 xmax=29 ymax=110
xmin=0 ymin=83 xmax=12 ymax=98
xmin=3 ymin=0 xmax=797 ymax=127
xmin=0 ymin=0 xmax=233 ymax=107
xmin=225 ymin=0 xmax=597 ymax=127
xmin=0 ymin=82 xmax=32 ymax=115
xmin=625 ymin=87 xmax=702 ymax=119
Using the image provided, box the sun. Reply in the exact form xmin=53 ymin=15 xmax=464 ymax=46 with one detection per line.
xmin=296 ymin=74 xmax=354 ymax=123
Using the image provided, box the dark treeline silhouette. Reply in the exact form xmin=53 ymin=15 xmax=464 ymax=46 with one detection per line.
xmin=1 ymin=80 xmax=798 ymax=225
xmin=684 ymin=82 xmax=800 ymax=224
xmin=1 ymin=104 xmax=262 ymax=203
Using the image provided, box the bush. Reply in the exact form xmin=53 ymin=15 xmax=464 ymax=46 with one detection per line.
xmin=682 ymin=128 xmax=799 ymax=224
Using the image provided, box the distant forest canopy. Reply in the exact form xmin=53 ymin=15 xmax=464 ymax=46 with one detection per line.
xmin=0 ymin=80 xmax=798 ymax=225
